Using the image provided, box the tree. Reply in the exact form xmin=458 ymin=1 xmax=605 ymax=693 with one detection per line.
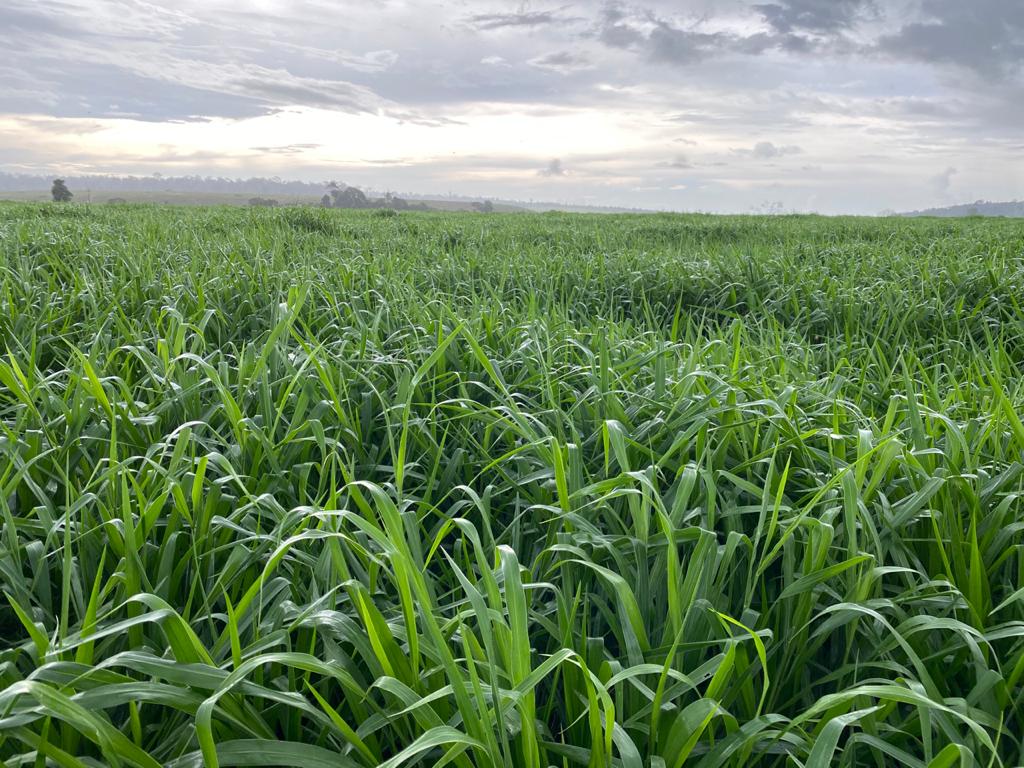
xmin=51 ymin=179 xmax=73 ymax=203
xmin=330 ymin=186 xmax=370 ymax=209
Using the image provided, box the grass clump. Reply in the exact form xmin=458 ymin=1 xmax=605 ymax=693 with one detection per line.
xmin=1 ymin=202 xmax=1023 ymax=766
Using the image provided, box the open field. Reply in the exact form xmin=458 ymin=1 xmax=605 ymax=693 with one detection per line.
xmin=1 ymin=202 xmax=1023 ymax=766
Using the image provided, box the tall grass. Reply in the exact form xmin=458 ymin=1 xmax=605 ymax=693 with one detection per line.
xmin=1 ymin=202 xmax=1023 ymax=766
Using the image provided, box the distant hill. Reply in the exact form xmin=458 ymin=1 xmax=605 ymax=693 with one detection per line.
xmin=899 ymin=200 xmax=1024 ymax=218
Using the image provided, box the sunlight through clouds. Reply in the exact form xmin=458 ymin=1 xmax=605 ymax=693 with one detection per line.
xmin=0 ymin=0 xmax=1021 ymax=212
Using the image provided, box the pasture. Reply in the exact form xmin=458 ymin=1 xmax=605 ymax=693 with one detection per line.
xmin=1 ymin=202 xmax=1023 ymax=766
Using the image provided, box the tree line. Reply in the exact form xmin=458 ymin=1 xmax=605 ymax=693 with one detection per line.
xmin=44 ymin=178 xmax=499 ymax=213
xmin=319 ymin=183 xmax=430 ymax=211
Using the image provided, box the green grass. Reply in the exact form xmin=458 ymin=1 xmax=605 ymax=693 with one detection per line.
xmin=1 ymin=201 xmax=1023 ymax=766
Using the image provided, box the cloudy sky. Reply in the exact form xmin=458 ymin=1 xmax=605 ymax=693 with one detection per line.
xmin=1 ymin=0 xmax=1022 ymax=213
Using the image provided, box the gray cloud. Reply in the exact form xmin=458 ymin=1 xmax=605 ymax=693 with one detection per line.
xmin=596 ymin=4 xmax=647 ymax=48
xmin=754 ymin=0 xmax=876 ymax=34
xmin=595 ymin=5 xmax=726 ymax=64
xmin=647 ymin=22 xmax=728 ymax=65
xmin=929 ymin=166 xmax=957 ymax=196
xmin=658 ymin=155 xmax=693 ymax=169
xmin=1 ymin=0 xmax=194 ymax=42
xmin=595 ymin=1 xmax=874 ymax=63
xmin=594 ymin=3 xmax=853 ymax=66
xmin=466 ymin=9 xmax=580 ymax=30
xmin=222 ymin=69 xmax=384 ymax=113
xmin=878 ymin=0 xmax=1024 ymax=79
xmin=0 ymin=0 xmax=410 ymax=120
xmin=528 ymin=51 xmax=594 ymax=73
xmin=539 ymin=158 xmax=568 ymax=176
xmin=749 ymin=141 xmax=803 ymax=159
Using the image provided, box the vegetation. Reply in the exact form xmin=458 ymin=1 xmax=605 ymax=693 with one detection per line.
xmin=0 ymin=172 xmax=633 ymax=213
xmin=1 ymin=202 xmax=1023 ymax=766
xmin=321 ymin=185 xmax=428 ymax=212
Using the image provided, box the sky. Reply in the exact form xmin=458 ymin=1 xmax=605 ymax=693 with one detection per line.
xmin=1 ymin=0 xmax=1022 ymax=213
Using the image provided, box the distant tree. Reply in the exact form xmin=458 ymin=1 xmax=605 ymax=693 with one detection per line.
xmin=321 ymin=194 xmax=333 ymax=208
xmin=330 ymin=186 xmax=370 ymax=209
xmin=472 ymin=200 xmax=494 ymax=213
xmin=51 ymin=179 xmax=73 ymax=202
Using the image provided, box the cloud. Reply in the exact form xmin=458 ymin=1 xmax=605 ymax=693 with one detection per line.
xmin=0 ymin=1 xmax=412 ymax=121
xmin=528 ymin=51 xmax=594 ymax=73
xmin=466 ymin=9 xmax=580 ymax=30
xmin=5 ymin=116 xmax=108 ymax=136
xmin=596 ymin=4 xmax=647 ymax=48
xmin=595 ymin=1 xmax=874 ymax=64
xmin=929 ymin=166 xmax=957 ymax=196
xmin=595 ymin=5 xmax=727 ymax=64
xmin=1 ymin=0 xmax=1022 ymax=214
xmin=538 ymin=158 xmax=568 ymax=176
xmin=220 ymin=68 xmax=386 ymax=113
xmin=2 ymin=0 xmax=195 ymax=42
xmin=754 ymin=0 xmax=876 ymax=34
xmin=658 ymin=155 xmax=693 ymax=169
xmin=647 ymin=22 xmax=727 ymax=66
xmin=285 ymin=45 xmax=400 ymax=74
xmin=250 ymin=143 xmax=322 ymax=155
xmin=737 ymin=141 xmax=803 ymax=159
xmin=877 ymin=0 xmax=1024 ymax=79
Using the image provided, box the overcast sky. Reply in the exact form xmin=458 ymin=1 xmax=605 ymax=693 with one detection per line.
xmin=1 ymin=0 xmax=1022 ymax=213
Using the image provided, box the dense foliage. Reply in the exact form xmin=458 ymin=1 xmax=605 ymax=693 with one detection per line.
xmin=1 ymin=203 xmax=1023 ymax=766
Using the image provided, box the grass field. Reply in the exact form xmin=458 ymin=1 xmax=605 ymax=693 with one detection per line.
xmin=1 ymin=202 xmax=1023 ymax=766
